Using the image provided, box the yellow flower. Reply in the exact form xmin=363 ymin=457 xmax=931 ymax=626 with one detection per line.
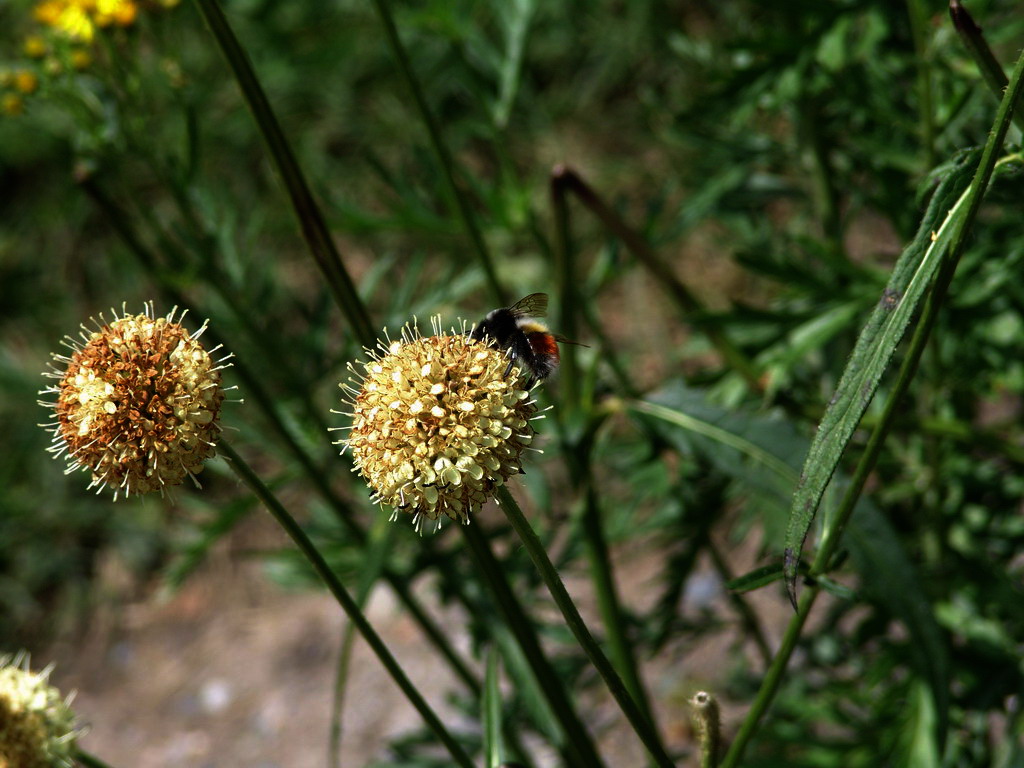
xmin=33 ymin=0 xmax=64 ymax=26
xmin=14 ymin=71 xmax=39 ymax=95
xmin=40 ymin=305 xmax=231 ymax=498
xmin=34 ymin=1 xmax=95 ymax=42
xmin=70 ymin=49 xmax=92 ymax=70
xmin=94 ymin=0 xmax=137 ymax=27
xmin=2 ymin=94 xmax=24 ymax=116
xmin=0 ymin=654 xmax=78 ymax=768
xmin=340 ymin=322 xmax=538 ymax=531
xmin=23 ymin=36 xmax=48 ymax=59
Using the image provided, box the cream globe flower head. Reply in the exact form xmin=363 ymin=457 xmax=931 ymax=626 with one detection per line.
xmin=0 ymin=654 xmax=78 ymax=768
xmin=338 ymin=318 xmax=540 ymax=532
xmin=39 ymin=304 xmax=232 ymax=499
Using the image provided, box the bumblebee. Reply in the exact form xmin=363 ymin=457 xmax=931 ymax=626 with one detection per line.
xmin=470 ymin=293 xmax=563 ymax=387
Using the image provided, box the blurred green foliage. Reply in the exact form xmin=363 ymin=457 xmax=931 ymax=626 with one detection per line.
xmin=2 ymin=0 xmax=1024 ymax=765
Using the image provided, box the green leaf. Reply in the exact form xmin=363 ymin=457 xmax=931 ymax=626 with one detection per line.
xmin=893 ymin=679 xmax=940 ymax=768
xmin=813 ymin=575 xmax=856 ymax=602
xmin=483 ymin=647 xmax=505 ymax=768
xmin=633 ymin=387 xmax=950 ymax=743
xmin=492 ymin=0 xmax=536 ymax=128
xmin=632 ymin=384 xmax=805 ymax=544
xmin=726 ymin=564 xmax=785 ymax=593
xmin=784 ymin=149 xmax=980 ymax=598
xmin=756 ymin=299 xmax=864 ymax=396
xmin=491 ymin=625 xmax=562 ymax=749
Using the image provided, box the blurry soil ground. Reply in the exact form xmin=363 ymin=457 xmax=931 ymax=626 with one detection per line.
xmin=45 ymin=509 xmax=796 ymax=768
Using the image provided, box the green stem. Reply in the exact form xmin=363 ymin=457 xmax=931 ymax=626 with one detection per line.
xmin=551 ymin=168 xmax=581 ymax=411
xmin=494 ymin=486 xmax=675 ymax=768
xmin=721 ymin=45 xmax=1024 ymax=768
xmin=192 ymin=0 xmax=376 ymax=347
xmin=907 ymin=0 xmax=936 ymax=168
xmin=797 ymin=96 xmax=845 ymax=261
xmin=219 ymin=439 xmax=475 ymax=768
xmin=75 ymin=749 xmax=114 ymax=768
xmin=368 ymin=0 xmax=506 ymax=306
xmin=120 ymin=166 xmax=332 ymax=437
xmin=579 ymin=478 xmax=658 ymax=731
xmin=460 ymin=520 xmax=606 ymax=768
xmin=949 ymin=0 xmax=1024 ymax=132
xmin=551 ymin=166 xmax=762 ymax=393
xmin=719 ymin=589 xmax=817 ymax=768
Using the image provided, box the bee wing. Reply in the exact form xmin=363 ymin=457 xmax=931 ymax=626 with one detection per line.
xmin=551 ymin=333 xmax=590 ymax=348
xmin=509 ymin=293 xmax=548 ymax=319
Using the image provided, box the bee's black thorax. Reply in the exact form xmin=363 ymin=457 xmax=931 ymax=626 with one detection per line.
xmin=471 ymin=309 xmax=520 ymax=346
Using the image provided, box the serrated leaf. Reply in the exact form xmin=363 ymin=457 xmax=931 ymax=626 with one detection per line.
xmin=784 ymin=149 xmax=980 ymax=600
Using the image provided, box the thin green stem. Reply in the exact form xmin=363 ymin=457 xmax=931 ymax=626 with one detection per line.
xmin=494 ymin=486 xmax=675 ymax=768
xmin=551 ymin=166 xmax=762 ymax=393
xmin=551 ymin=167 xmax=581 ymax=412
xmin=580 ymin=478 xmax=658 ymax=730
xmin=949 ymin=0 xmax=1024 ymax=133
xmin=719 ymin=589 xmax=817 ymax=768
xmin=460 ymin=520 xmax=605 ymax=768
xmin=120 ymin=170 xmax=332 ymax=437
xmin=219 ymin=439 xmax=475 ymax=768
xmin=721 ymin=46 xmax=1024 ymax=768
xmin=368 ymin=0 xmax=506 ymax=306
xmin=75 ymin=749 xmax=115 ymax=768
xmin=907 ymin=0 xmax=936 ymax=168
xmin=797 ymin=96 xmax=845 ymax=261
xmin=192 ymin=0 xmax=376 ymax=347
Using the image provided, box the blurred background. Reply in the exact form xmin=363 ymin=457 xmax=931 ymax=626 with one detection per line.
xmin=2 ymin=0 xmax=1024 ymax=765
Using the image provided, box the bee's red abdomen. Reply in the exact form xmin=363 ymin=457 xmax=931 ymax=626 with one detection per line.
xmin=527 ymin=332 xmax=560 ymax=361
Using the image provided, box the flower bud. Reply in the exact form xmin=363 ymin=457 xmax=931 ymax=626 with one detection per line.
xmin=0 ymin=654 xmax=78 ymax=768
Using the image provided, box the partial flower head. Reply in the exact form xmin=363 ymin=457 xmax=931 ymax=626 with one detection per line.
xmin=339 ymin=320 xmax=539 ymax=531
xmin=0 ymin=654 xmax=78 ymax=768
xmin=33 ymin=0 xmax=138 ymax=42
xmin=40 ymin=304 xmax=230 ymax=498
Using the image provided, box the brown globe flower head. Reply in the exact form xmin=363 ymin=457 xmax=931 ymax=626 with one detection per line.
xmin=39 ymin=304 xmax=232 ymax=499
xmin=0 ymin=654 xmax=79 ymax=768
xmin=337 ymin=318 xmax=541 ymax=532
